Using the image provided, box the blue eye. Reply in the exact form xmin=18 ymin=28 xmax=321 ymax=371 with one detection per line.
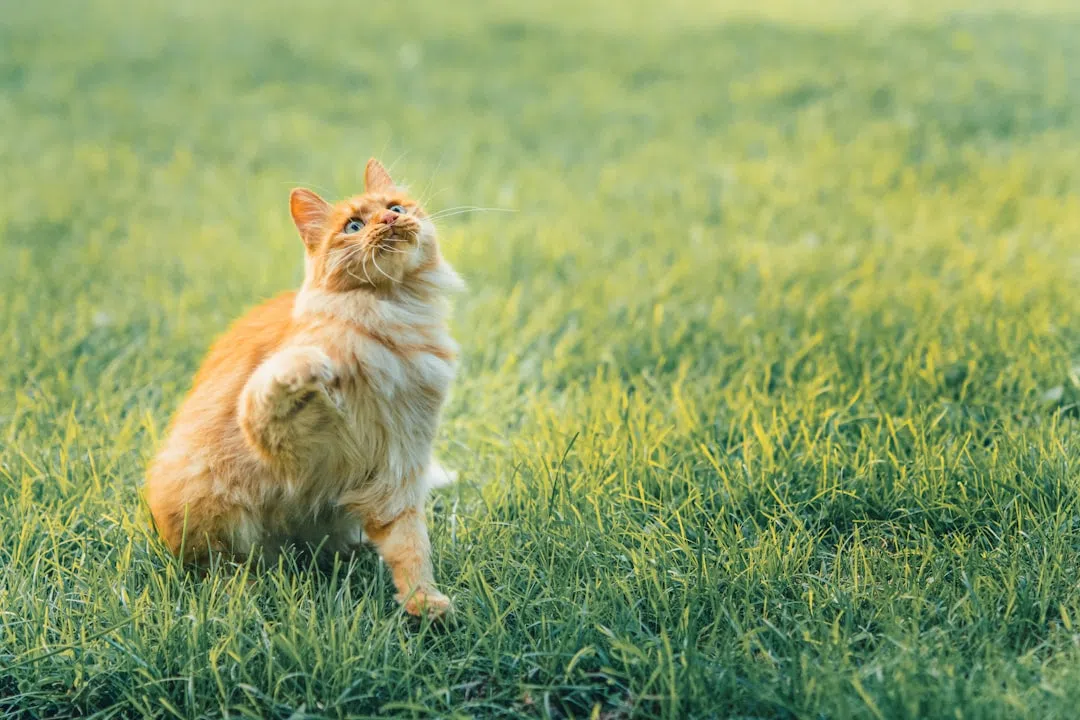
xmin=343 ymin=218 xmax=364 ymax=234
xmin=389 ymin=204 xmax=407 ymax=214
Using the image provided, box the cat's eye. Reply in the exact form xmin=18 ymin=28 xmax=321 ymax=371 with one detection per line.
xmin=388 ymin=204 xmax=407 ymax=214
xmin=343 ymin=218 xmax=364 ymax=234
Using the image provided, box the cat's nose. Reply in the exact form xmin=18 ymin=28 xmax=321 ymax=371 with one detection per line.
xmin=380 ymin=211 xmax=398 ymax=226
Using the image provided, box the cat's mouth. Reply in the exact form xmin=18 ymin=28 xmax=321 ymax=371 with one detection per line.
xmin=371 ymin=223 xmax=419 ymax=249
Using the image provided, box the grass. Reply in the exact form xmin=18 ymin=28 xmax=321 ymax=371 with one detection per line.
xmin=2 ymin=0 xmax=1080 ymax=717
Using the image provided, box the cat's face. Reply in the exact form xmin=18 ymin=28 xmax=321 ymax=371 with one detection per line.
xmin=290 ymin=159 xmax=438 ymax=291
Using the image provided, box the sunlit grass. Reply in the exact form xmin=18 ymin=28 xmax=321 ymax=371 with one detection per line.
xmin=2 ymin=0 xmax=1080 ymax=717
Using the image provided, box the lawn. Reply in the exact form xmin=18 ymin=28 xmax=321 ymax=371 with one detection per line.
xmin=2 ymin=0 xmax=1080 ymax=717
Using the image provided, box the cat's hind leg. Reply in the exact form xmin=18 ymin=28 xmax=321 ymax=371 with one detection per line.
xmin=146 ymin=470 xmax=266 ymax=566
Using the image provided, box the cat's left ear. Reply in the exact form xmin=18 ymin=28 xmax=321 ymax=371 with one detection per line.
xmin=290 ymin=188 xmax=331 ymax=250
xmin=364 ymin=158 xmax=394 ymax=192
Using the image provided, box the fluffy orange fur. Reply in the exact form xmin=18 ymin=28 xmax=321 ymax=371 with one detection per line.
xmin=145 ymin=159 xmax=463 ymax=616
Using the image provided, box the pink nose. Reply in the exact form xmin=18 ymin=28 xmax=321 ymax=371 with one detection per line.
xmin=380 ymin=211 xmax=398 ymax=226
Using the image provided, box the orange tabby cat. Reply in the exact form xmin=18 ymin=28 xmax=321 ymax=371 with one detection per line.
xmin=145 ymin=159 xmax=462 ymax=616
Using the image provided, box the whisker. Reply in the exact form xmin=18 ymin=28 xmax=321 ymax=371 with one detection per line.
xmin=428 ymin=205 xmax=514 ymax=215
xmin=416 ymin=152 xmax=446 ymax=209
xmin=426 ymin=206 xmax=516 ymax=221
xmin=279 ymin=180 xmax=336 ymax=198
xmin=415 ymin=187 xmax=452 ymax=212
xmin=371 ymin=254 xmax=398 ymax=283
xmin=361 ymin=255 xmax=376 ymax=286
xmin=386 ymin=150 xmax=409 ymax=176
xmin=328 ymin=244 xmax=364 ymax=275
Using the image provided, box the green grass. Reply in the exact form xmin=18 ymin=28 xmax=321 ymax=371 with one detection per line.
xmin=2 ymin=0 xmax=1080 ymax=717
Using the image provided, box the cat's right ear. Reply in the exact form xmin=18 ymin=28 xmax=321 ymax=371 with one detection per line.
xmin=290 ymin=188 xmax=331 ymax=250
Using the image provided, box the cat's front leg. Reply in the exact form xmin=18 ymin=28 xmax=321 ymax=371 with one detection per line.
xmin=238 ymin=345 xmax=338 ymax=462
xmin=362 ymin=505 xmax=451 ymax=617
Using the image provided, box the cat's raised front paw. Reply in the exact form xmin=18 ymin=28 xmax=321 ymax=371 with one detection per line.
xmin=263 ymin=347 xmax=335 ymax=417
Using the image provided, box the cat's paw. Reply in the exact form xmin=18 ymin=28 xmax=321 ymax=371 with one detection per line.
xmin=263 ymin=347 xmax=335 ymax=417
xmin=399 ymin=588 xmax=452 ymax=618
xmin=273 ymin=350 xmax=334 ymax=394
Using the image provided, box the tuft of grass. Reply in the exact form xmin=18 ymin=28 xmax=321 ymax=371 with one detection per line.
xmin=2 ymin=0 xmax=1080 ymax=717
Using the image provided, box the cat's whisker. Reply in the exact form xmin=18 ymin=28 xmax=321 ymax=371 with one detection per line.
xmin=417 ymin=152 xmax=446 ymax=209
xmin=326 ymin=251 xmax=345 ymax=274
xmin=415 ymin=185 xmax=452 ymax=211
xmin=426 ymin=206 xmax=516 ymax=221
xmin=326 ymin=256 xmax=344 ymax=276
xmin=425 ymin=205 xmax=484 ymax=218
xmin=358 ymin=248 xmax=377 ymax=287
xmin=281 ymin=180 xmax=336 ymax=199
xmin=337 ymin=255 xmax=360 ymax=276
xmin=328 ymin=245 xmax=365 ymax=275
xmin=371 ymin=254 xmax=399 ymax=284
xmin=427 ymin=205 xmax=503 ymax=217
xmin=361 ymin=262 xmax=376 ymax=287
xmin=385 ymin=150 xmax=409 ymax=179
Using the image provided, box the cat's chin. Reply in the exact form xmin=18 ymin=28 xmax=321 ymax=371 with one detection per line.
xmin=377 ymin=227 xmax=421 ymax=251
xmin=357 ymin=250 xmax=420 ymax=286
xmin=376 ymin=239 xmax=418 ymax=262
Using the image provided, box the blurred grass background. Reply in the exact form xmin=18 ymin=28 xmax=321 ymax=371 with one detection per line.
xmin=2 ymin=0 xmax=1080 ymax=717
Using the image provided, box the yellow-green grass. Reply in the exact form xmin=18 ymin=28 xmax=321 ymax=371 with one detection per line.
xmin=2 ymin=0 xmax=1080 ymax=717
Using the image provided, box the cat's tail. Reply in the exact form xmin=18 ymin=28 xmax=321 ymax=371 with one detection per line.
xmin=425 ymin=460 xmax=459 ymax=490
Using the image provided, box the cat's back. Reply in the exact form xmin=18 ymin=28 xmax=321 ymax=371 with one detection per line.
xmin=170 ymin=291 xmax=299 ymax=435
xmin=192 ymin=292 xmax=298 ymax=390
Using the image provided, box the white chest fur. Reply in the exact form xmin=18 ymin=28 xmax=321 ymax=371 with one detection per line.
xmin=292 ymin=271 xmax=462 ymax=494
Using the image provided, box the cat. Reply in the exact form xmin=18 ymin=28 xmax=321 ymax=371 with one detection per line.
xmin=145 ymin=158 xmax=463 ymax=616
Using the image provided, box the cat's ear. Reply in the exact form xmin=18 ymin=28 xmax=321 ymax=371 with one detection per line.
xmin=364 ymin=158 xmax=394 ymax=192
xmin=290 ymin=188 xmax=330 ymax=250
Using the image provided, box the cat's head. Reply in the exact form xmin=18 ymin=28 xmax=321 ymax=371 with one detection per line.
xmin=289 ymin=159 xmax=439 ymax=291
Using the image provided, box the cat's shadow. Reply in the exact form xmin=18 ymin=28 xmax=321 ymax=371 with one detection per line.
xmin=259 ymin=545 xmax=459 ymax=629
xmin=187 ymin=541 xmax=387 ymax=598
xmin=164 ymin=542 xmax=457 ymax=628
